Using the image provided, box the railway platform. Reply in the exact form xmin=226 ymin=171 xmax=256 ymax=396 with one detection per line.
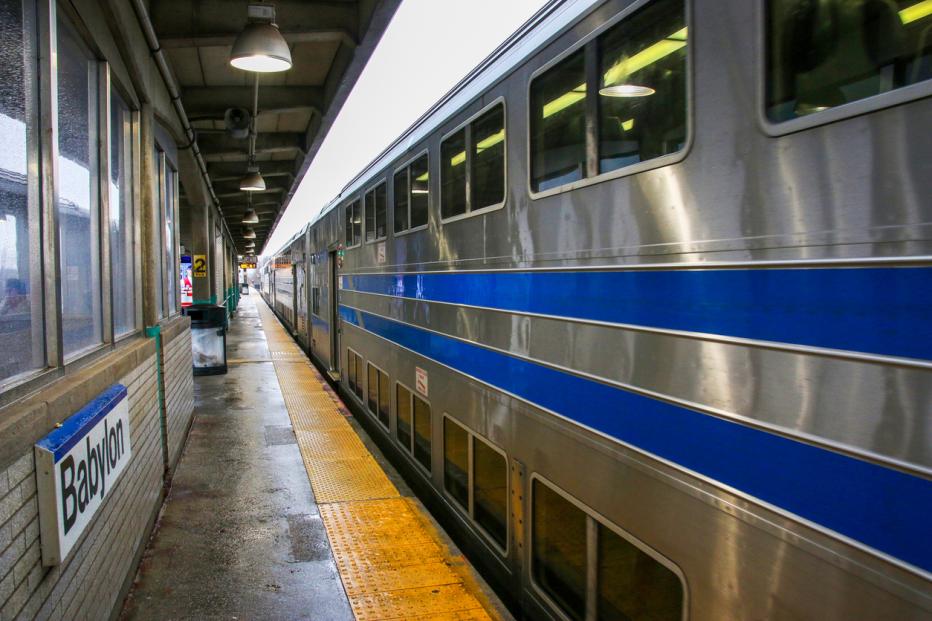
xmin=119 ymin=294 xmax=508 ymax=621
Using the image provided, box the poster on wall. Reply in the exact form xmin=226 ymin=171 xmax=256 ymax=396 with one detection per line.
xmin=180 ymin=255 xmax=193 ymax=307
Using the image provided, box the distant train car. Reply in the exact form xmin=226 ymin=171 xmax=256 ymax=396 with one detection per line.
xmin=262 ymin=0 xmax=932 ymax=618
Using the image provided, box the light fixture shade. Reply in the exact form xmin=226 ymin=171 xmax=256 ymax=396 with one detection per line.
xmin=599 ymin=84 xmax=656 ymax=98
xmin=243 ymin=227 xmax=257 ymax=239
xmin=230 ymin=22 xmax=292 ymax=72
xmin=240 ymin=169 xmax=266 ymax=192
xmin=242 ymin=208 xmax=260 ymax=224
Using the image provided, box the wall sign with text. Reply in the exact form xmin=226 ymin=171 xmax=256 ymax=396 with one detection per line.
xmin=193 ymin=254 xmax=207 ymax=277
xmin=35 ymin=384 xmax=132 ymax=566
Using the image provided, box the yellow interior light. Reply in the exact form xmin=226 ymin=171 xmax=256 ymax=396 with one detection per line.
xmin=415 ymin=172 xmax=429 ymax=182
xmin=900 ymin=0 xmax=932 ymax=24
xmin=475 ymin=129 xmax=505 ymax=152
xmin=542 ymin=86 xmax=587 ymax=119
xmin=621 ymin=118 xmax=634 ymax=131
xmin=450 ymin=151 xmax=466 ymax=167
xmin=602 ymin=27 xmax=687 ymax=87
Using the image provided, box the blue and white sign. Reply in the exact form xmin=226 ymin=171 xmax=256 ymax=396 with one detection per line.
xmin=35 ymin=384 xmax=131 ymax=566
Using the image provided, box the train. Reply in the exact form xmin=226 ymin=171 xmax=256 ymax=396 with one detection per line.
xmin=261 ymin=0 xmax=932 ymax=618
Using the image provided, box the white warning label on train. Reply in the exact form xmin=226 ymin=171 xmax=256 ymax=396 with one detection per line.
xmin=415 ymin=367 xmax=429 ymax=397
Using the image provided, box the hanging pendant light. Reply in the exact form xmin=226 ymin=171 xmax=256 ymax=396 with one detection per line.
xmin=240 ymin=166 xmax=266 ymax=192
xmin=242 ymin=208 xmax=260 ymax=224
xmin=230 ymin=5 xmax=292 ymax=73
xmin=243 ymin=227 xmax=257 ymax=239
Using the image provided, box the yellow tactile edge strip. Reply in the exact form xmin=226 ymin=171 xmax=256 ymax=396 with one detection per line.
xmin=255 ymin=300 xmax=498 ymax=621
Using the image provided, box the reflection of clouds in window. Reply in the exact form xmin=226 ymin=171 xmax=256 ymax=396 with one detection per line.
xmin=0 ymin=114 xmax=27 ymax=180
xmin=0 ymin=215 xmax=19 ymax=273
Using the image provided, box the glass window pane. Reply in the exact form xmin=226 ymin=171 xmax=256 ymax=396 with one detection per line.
xmin=393 ymin=169 xmax=409 ymax=233
xmin=365 ymin=190 xmax=375 ymax=242
xmin=347 ymin=349 xmax=356 ymax=393
xmin=413 ymin=394 xmax=431 ymax=470
xmin=474 ymin=439 xmax=507 ymax=548
xmin=766 ymin=0 xmax=932 ymax=122
xmin=0 ymin=0 xmax=43 ymax=382
xmin=345 ymin=202 xmax=352 ymax=245
xmin=410 ymin=154 xmax=429 ymax=228
xmin=367 ymin=363 xmax=378 ymax=414
xmin=598 ymin=0 xmax=687 ymax=174
xmin=530 ymin=49 xmax=586 ymax=193
xmin=164 ymin=167 xmax=177 ymax=315
xmin=110 ymin=90 xmax=135 ymax=336
xmin=597 ymin=524 xmax=682 ymax=621
xmin=58 ymin=14 xmax=102 ymax=355
xmin=470 ymin=105 xmax=505 ymax=210
xmin=352 ymin=200 xmax=361 ymax=247
xmin=378 ymin=369 xmax=390 ymax=428
xmin=354 ymin=354 xmax=364 ymax=399
xmin=441 ymin=128 xmax=467 ymax=219
xmin=533 ymin=480 xmax=587 ymax=621
xmin=443 ymin=418 xmax=469 ymax=509
xmin=375 ymin=183 xmax=387 ymax=239
xmin=154 ymin=149 xmax=164 ymax=320
xmin=396 ymin=384 xmax=412 ymax=451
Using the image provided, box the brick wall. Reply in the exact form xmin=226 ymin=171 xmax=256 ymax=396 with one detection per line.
xmin=163 ymin=328 xmax=194 ymax=471
xmin=0 ymin=354 xmax=162 ymax=621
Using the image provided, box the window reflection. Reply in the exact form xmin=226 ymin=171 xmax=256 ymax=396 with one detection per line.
xmin=57 ymin=13 xmax=102 ymax=356
xmin=531 ymin=49 xmax=586 ymax=192
xmin=444 ymin=418 xmax=469 ymax=509
xmin=441 ymin=129 xmax=467 ymax=219
xmin=397 ymin=383 xmax=412 ymax=450
xmin=473 ymin=439 xmax=507 ymax=548
xmin=413 ymin=394 xmax=431 ymax=470
xmin=110 ymin=91 xmax=135 ymax=336
xmin=532 ymin=480 xmax=587 ymax=621
xmin=0 ymin=0 xmax=43 ymax=382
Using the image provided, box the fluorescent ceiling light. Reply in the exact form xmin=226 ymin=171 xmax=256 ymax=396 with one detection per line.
xmin=901 ymin=0 xmax=932 ymax=24
xmin=230 ymin=22 xmax=292 ymax=72
xmin=411 ymin=189 xmax=429 ymax=194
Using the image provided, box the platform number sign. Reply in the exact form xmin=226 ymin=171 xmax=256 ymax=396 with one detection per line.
xmin=415 ymin=367 xmax=428 ymax=397
xmin=193 ymin=254 xmax=207 ymax=277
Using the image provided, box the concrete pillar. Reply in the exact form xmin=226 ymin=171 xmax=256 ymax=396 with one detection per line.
xmin=139 ymin=104 xmax=160 ymax=327
xmin=186 ymin=198 xmax=212 ymax=304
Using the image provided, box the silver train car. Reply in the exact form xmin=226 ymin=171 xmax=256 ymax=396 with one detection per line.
xmin=261 ymin=0 xmax=932 ymax=618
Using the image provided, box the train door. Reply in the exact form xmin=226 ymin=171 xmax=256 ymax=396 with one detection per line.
xmin=328 ymin=249 xmax=340 ymax=376
xmin=294 ymin=260 xmax=307 ymax=347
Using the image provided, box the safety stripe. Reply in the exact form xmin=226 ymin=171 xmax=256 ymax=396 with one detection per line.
xmin=340 ymin=305 xmax=932 ymax=574
xmin=342 ymin=267 xmax=932 ymax=361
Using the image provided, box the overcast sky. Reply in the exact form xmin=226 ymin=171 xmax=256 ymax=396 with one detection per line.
xmin=261 ymin=0 xmax=549 ymax=253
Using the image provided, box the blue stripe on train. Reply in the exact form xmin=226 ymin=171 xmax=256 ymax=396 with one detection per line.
xmin=339 ymin=305 xmax=932 ymax=573
xmin=343 ymin=267 xmax=932 ymax=360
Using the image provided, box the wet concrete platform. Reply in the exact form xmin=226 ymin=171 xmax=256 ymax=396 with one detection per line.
xmin=121 ymin=295 xmax=353 ymax=620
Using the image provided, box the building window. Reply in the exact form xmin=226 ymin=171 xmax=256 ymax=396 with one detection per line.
xmin=393 ymin=153 xmax=429 ymax=234
xmin=364 ymin=182 xmax=387 ymax=242
xmin=163 ymin=164 xmax=178 ymax=316
xmin=57 ymin=12 xmax=102 ymax=356
xmin=0 ymin=0 xmax=43 ymax=385
xmin=531 ymin=478 xmax=684 ymax=621
xmin=344 ymin=198 xmax=361 ymax=247
xmin=110 ymin=89 xmax=136 ymax=337
xmin=766 ymin=0 xmax=932 ymax=123
xmin=530 ymin=0 xmax=687 ymax=193
xmin=154 ymin=148 xmax=165 ymax=320
xmin=441 ymin=103 xmax=505 ymax=220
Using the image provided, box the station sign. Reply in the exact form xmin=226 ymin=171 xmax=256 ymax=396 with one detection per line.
xmin=193 ymin=254 xmax=207 ymax=277
xmin=240 ymin=261 xmax=257 ymax=269
xmin=35 ymin=384 xmax=132 ymax=566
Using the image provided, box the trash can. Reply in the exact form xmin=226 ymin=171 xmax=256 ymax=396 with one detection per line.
xmin=240 ymin=282 xmax=249 ymax=295
xmin=183 ymin=304 xmax=227 ymax=375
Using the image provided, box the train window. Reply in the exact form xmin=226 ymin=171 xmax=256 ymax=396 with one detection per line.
xmin=410 ymin=154 xmax=429 ymax=228
xmin=365 ymin=182 xmax=387 ymax=242
xmin=353 ymin=353 xmax=365 ymax=400
xmin=110 ymin=89 xmax=136 ymax=337
xmin=441 ymin=128 xmax=467 ymax=219
xmin=530 ymin=0 xmax=688 ymax=194
xmin=378 ymin=368 xmax=390 ymax=428
xmin=413 ymin=394 xmax=432 ymax=471
xmin=396 ymin=383 xmax=413 ymax=451
xmin=532 ymin=480 xmax=587 ymax=621
xmin=347 ymin=349 xmax=357 ymax=394
xmin=393 ymin=168 xmax=409 ymax=232
xmin=597 ymin=0 xmax=687 ymax=174
xmin=473 ymin=438 xmax=507 ymax=549
xmin=766 ymin=0 xmax=932 ymax=123
xmin=443 ymin=417 xmax=470 ymax=509
xmin=597 ymin=524 xmax=682 ymax=621
xmin=530 ymin=48 xmax=587 ymax=193
xmin=163 ymin=165 xmax=179 ymax=315
xmin=311 ymin=287 xmax=320 ymax=316
xmin=367 ymin=363 xmax=379 ymax=415
xmin=470 ymin=105 xmax=505 ymax=210
xmin=344 ymin=199 xmax=361 ymax=247
xmin=441 ymin=104 xmax=506 ymax=221
xmin=58 ymin=12 xmax=103 ymax=356
xmin=393 ymin=152 xmax=430 ymax=233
